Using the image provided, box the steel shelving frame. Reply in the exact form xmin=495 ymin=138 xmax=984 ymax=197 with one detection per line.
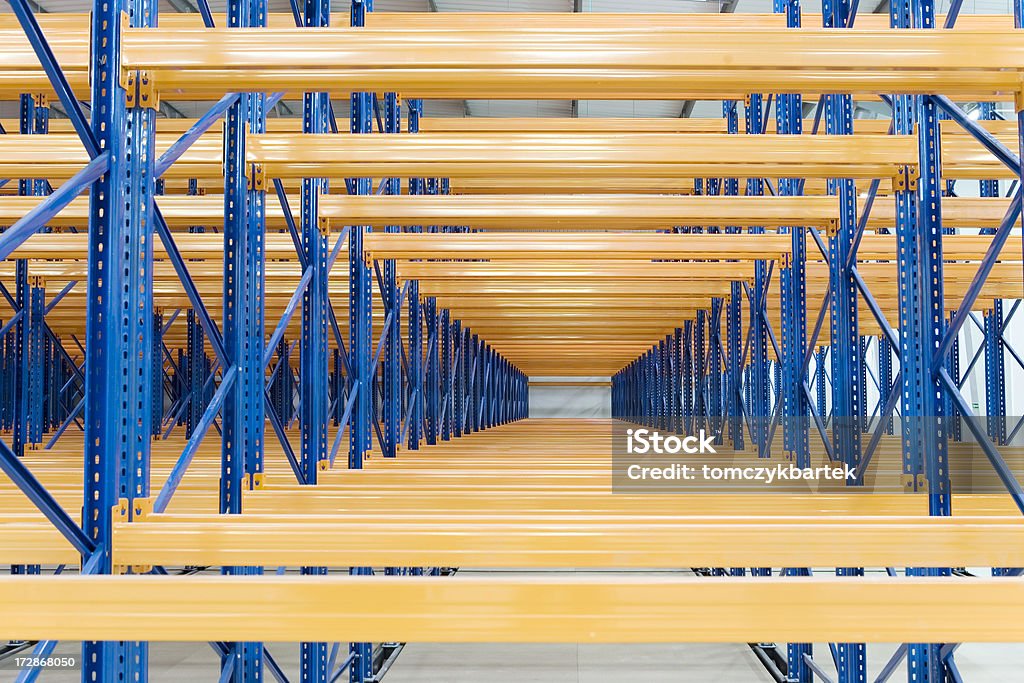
xmin=0 ymin=1 xmax=1022 ymax=682
xmin=0 ymin=1 xmax=527 ymax=682
xmin=612 ymin=0 xmax=1024 ymax=681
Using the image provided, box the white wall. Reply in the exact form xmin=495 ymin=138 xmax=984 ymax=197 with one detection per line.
xmin=529 ymin=377 xmax=611 ymax=418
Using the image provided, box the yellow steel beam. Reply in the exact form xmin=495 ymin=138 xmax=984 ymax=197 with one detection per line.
xmin=363 ymin=233 xmax=793 ymax=261
xmin=0 ymin=194 xmax=298 ymax=229
xmin=112 ymin=516 xmax=1024 ymax=569
xmin=248 ymin=133 xmax=915 ymax=180
xmin=0 ymin=135 xmax=221 ymax=179
xmin=396 ymin=262 xmax=756 ymax=281
xmin=320 ymin=194 xmax=840 ymax=230
xmin=1 ymin=574 xmax=1021 ymax=643
xmin=112 ymin=27 xmax=1024 ymax=98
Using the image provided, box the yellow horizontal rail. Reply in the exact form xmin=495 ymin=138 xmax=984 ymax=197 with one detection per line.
xmin=363 ymin=233 xmax=794 ymax=261
xmin=248 ymin=133 xmax=915 ymax=180
xmin=1 ymin=574 xmax=1021 ymax=643
xmin=112 ymin=516 xmax=1024 ymax=569
xmin=320 ymin=194 xmax=840 ymax=230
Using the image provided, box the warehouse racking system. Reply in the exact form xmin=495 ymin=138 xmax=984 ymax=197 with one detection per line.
xmin=1 ymin=0 xmax=1024 ymax=681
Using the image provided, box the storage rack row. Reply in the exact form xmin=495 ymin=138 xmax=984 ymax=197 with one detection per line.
xmin=1 ymin=2 xmax=1024 ymax=683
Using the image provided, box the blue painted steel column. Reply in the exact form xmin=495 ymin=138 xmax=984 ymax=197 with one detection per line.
xmin=979 ymin=103 xmax=1006 ymax=444
xmin=671 ymin=328 xmax=682 ymax=433
xmin=694 ymin=311 xmax=706 ymax=432
xmin=348 ymin=0 xmax=374 ymax=475
xmin=82 ymin=0 xmax=157 ymax=675
xmin=878 ymin=335 xmax=894 ymax=435
xmin=984 ymin=303 xmax=1006 ymax=444
xmin=425 ymin=296 xmax=439 ymax=444
xmin=440 ymin=308 xmax=452 ymax=441
xmin=408 ymin=292 xmax=423 ymax=449
xmin=295 ymin=0 xmax=333 ymax=677
xmin=453 ymin=320 xmax=464 ymax=437
xmin=904 ymin=2 xmax=952 ymax=681
xmin=347 ymin=5 xmax=376 ymax=681
xmin=301 ymin=0 xmax=331 ymax=486
xmin=773 ymin=0 xmax=808 ymax=473
xmin=406 ymin=100 xmax=424 ymax=449
xmin=822 ymin=7 xmax=862 ymax=484
xmin=744 ymin=96 xmax=771 ymax=457
xmin=382 ymin=91 xmax=401 ymax=457
xmin=151 ymin=309 xmax=164 ymax=436
xmin=681 ymin=321 xmax=693 ymax=433
xmin=186 ymin=310 xmax=206 ymax=437
xmin=219 ymin=0 xmax=267 ymax=678
xmin=468 ymin=333 xmax=480 ymax=432
xmin=707 ymin=308 xmax=722 ymax=442
xmin=824 ymin=1 xmax=866 ymax=679
xmin=24 ymin=277 xmax=44 ymax=446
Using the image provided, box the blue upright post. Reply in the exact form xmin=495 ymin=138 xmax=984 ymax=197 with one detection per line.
xmin=348 ymin=0 xmax=374 ymax=474
xmin=878 ymin=335 xmax=894 ymax=435
xmin=979 ymin=103 xmax=1006 ymax=444
xmin=707 ymin=307 xmax=723 ymax=442
xmin=408 ymin=293 xmax=423 ymax=449
xmin=221 ymin=0 xmax=267 ymax=677
xmin=81 ymin=0 xmax=157 ymax=675
xmin=294 ymin=0 xmax=332 ymax=675
xmin=671 ymin=328 xmax=682 ymax=433
xmin=25 ymin=277 xmax=44 ymax=446
xmin=425 ymin=296 xmax=439 ymax=444
xmin=440 ymin=308 xmax=452 ymax=441
xmin=348 ymin=4 xmax=376 ymax=680
xmin=682 ymin=321 xmax=694 ymax=433
xmin=453 ymin=320 xmax=464 ymax=438
xmin=824 ymin=0 xmax=866 ymax=678
xmin=186 ymin=310 xmax=205 ymax=437
xmin=468 ymin=333 xmax=480 ymax=432
xmin=904 ymin=2 xmax=952 ymax=681
xmin=984 ymin=304 xmax=1006 ymax=444
xmin=152 ymin=308 xmax=164 ymax=436
xmin=382 ymin=91 xmax=401 ymax=458
xmin=816 ymin=348 xmax=827 ymax=422
xmin=694 ymin=311 xmax=707 ymax=432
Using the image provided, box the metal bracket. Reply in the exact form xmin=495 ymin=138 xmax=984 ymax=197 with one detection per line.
xmin=32 ymin=93 xmax=48 ymax=108
xmin=132 ymin=496 xmax=153 ymax=521
xmin=318 ymin=216 xmax=331 ymax=237
xmin=124 ymin=70 xmax=160 ymax=110
xmin=1015 ymin=89 xmax=1024 ymax=114
xmin=247 ymin=163 xmax=266 ymax=192
xmin=894 ymin=164 xmax=919 ymax=192
xmin=251 ymin=472 xmax=265 ymax=489
xmin=30 ymin=275 xmax=45 ymax=289
xmin=901 ymin=473 xmax=927 ymax=491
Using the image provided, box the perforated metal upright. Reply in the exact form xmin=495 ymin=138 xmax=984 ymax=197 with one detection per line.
xmin=76 ymin=0 xmax=158 ymax=675
xmin=348 ymin=0 xmax=374 ymax=476
xmin=381 ymin=89 xmax=402 ymax=457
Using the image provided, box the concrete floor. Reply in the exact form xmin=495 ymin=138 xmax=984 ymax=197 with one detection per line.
xmin=21 ymin=638 xmax=1024 ymax=682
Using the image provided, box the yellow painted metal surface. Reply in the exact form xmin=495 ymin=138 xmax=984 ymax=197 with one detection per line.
xmin=1 ymin=574 xmax=1022 ymax=643
xmin=112 ymin=516 xmax=1024 ymax=568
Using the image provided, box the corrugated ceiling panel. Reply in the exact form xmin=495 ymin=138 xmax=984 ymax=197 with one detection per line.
xmin=435 ymin=0 xmax=572 ymax=12
xmin=577 ymin=101 xmax=682 ymax=118
xmin=582 ymin=0 xmax=719 ymax=11
xmin=373 ymin=0 xmax=433 ymax=11
xmin=466 ymin=100 xmax=573 ymax=117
